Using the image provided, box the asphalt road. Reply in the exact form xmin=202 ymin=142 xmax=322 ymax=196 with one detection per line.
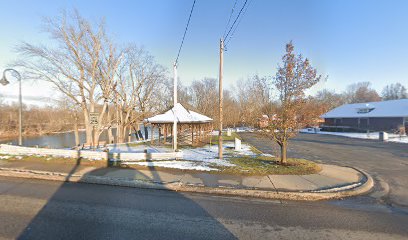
xmin=1 ymin=133 xmax=407 ymax=239
xmin=239 ymin=132 xmax=408 ymax=207
xmin=1 ymin=176 xmax=408 ymax=240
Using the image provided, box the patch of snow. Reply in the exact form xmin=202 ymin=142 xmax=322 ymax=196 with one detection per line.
xmin=301 ymin=128 xmax=408 ymax=144
xmin=126 ymin=160 xmax=218 ymax=171
xmin=0 ymin=155 xmax=11 ymax=159
xmin=211 ymin=130 xmax=219 ymax=136
xmin=311 ymin=182 xmax=362 ymax=193
xmin=235 ymin=127 xmax=254 ymax=132
xmin=181 ymin=143 xmax=259 ymax=166
xmin=387 ymin=137 xmax=408 ymax=144
xmin=106 ymin=140 xmax=267 ymax=171
xmin=108 ymin=144 xmax=171 ymax=154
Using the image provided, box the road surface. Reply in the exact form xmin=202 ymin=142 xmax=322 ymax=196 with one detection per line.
xmin=1 ymin=176 xmax=407 ymax=240
xmin=239 ymin=132 xmax=408 ymax=207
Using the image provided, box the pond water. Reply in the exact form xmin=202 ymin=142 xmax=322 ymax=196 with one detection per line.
xmin=0 ymin=126 xmax=159 ymax=149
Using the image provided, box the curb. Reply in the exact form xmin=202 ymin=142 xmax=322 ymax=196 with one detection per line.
xmin=0 ymin=166 xmax=374 ymax=201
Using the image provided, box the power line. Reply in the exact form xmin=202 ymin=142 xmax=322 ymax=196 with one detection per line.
xmin=223 ymin=0 xmax=238 ymax=38
xmin=223 ymin=0 xmax=248 ymax=42
xmin=225 ymin=0 xmax=253 ymax=48
xmin=175 ymin=0 xmax=197 ymax=66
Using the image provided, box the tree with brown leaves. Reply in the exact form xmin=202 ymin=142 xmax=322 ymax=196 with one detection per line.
xmin=268 ymin=42 xmax=323 ymax=164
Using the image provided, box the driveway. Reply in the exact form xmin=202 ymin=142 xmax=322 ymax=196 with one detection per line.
xmin=239 ymin=132 xmax=408 ymax=207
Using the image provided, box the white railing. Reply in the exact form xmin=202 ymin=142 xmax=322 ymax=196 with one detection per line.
xmin=0 ymin=144 xmax=183 ymax=161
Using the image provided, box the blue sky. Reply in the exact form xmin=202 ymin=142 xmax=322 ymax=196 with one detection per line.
xmin=1 ymin=0 xmax=408 ymax=105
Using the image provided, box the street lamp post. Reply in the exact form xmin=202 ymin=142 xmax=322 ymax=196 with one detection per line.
xmin=1 ymin=69 xmax=23 ymax=146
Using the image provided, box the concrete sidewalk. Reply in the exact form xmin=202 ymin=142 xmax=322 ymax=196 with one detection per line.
xmin=0 ymin=160 xmax=373 ymax=200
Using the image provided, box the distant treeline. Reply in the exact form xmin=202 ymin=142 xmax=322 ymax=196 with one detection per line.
xmin=0 ymin=103 xmax=84 ymax=139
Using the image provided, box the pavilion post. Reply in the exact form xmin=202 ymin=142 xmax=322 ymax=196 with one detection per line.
xmin=163 ymin=124 xmax=167 ymax=144
xmin=198 ymin=125 xmax=201 ymax=142
xmin=191 ymin=124 xmax=194 ymax=145
xmin=151 ymin=124 xmax=154 ymax=144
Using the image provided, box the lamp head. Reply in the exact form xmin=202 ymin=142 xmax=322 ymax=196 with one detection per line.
xmin=0 ymin=76 xmax=10 ymax=86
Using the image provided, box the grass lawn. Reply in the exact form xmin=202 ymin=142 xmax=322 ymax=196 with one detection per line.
xmin=209 ymin=132 xmax=241 ymax=145
xmin=214 ymin=155 xmax=321 ymax=175
xmin=0 ymin=143 xmax=321 ymax=176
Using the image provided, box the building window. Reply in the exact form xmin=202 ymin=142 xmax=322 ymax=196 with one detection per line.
xmin=357 ymin=108 xmax=375 ymax=114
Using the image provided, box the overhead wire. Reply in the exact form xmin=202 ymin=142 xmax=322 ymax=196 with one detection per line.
xmin=222 ymin=0 xmax=238 ymax=38
xmin=225 ymin=0 xmax=253 ymax=48
xmin=223 ymin=0 xmax=248 ymax=43
xmin=175 ymin=0 xmax=197 ymax=66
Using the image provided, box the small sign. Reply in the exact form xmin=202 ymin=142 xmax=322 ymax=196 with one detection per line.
xmin=89 ymin=112 xmax=99 ymax=126
xmin=227 ymin=128 xmax=232 ymax=136
xmin=235 ymin=138 xmax=242 ymax=151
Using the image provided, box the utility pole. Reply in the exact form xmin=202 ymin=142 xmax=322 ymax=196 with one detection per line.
xmin=218 ymin=38 xmax=224 ymax=159
xmin=173 ymin=62 xmax=178 ymax=151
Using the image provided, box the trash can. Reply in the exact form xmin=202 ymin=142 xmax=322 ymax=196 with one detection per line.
xmin=379 ymin=132 xmax=388 ymax=141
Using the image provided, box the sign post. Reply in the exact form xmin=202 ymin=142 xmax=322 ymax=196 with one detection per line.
xmin=89 ymin=112 xmax=99 ymax=148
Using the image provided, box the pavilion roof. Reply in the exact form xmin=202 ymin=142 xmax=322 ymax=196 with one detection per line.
xmin=144 ymin=103 xmax=213 ymax=124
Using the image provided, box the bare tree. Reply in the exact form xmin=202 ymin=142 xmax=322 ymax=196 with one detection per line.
xmin=190 ymin=78 xmax=218 ymax=119
xmin=223 ymin=89 xmax=240 ymax=127
xmin=237 ymin=75 xmax=274 ymax=126
xmin=114 ymin=45 xmax=167 ymax=143
xmin=314 ymin=89 xmax=346 ymax=111
xmin=268 ymin=42 xmax=323 ymax=164
xmin=15 ymin=10 xmax=121 ymax=146
xmin=344 ymin=82 xmax=381 ymax=103
xmin=381 ymin=83 xmax=407 ymax=100
xmin=0 ymin=101 xmax=79 ymax=140
xmin=177 ymin=82 xmax=193 ymax=107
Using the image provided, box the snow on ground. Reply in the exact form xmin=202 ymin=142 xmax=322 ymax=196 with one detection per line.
xmin=312 ymin=182 xmax=363 ymax=193
xmin=126 ymin=160 xmax=218 ymax=171
xmin=107 ymin=141 xmax=267 ymax=171
xmin=172 ymin=142 xmax=260 ymax=167
xmin=107 ymin=143 xmax=170 ymax=154
xmin=300 ymin=128 xmax=408 ymax=143
xmin=388 ymin=137 xmax=408 ymax=143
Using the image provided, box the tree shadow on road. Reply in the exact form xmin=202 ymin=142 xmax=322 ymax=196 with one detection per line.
xmin=16 ymin=161 xmax=237 ymax=240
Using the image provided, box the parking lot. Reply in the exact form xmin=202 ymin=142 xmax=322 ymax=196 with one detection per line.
xmin=239 ymin=132 xmax=408 ymax=207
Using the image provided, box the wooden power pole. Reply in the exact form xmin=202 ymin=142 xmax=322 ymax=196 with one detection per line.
xmin=218 ymin=38 xmax=224 ymax=159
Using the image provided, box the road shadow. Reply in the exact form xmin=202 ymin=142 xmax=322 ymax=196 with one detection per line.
xmin=16 ymin=161 xmax=237 ymax=240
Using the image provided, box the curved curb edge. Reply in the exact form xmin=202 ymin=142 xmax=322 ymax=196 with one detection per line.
xmin=0 ymin=166 xmax=374 ymax=201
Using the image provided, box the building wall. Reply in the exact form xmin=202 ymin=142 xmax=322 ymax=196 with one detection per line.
xmin=323 ymin=117 xmax=404 ymax=132
xmin=368 ymin=117 xmax=405 ymax=131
